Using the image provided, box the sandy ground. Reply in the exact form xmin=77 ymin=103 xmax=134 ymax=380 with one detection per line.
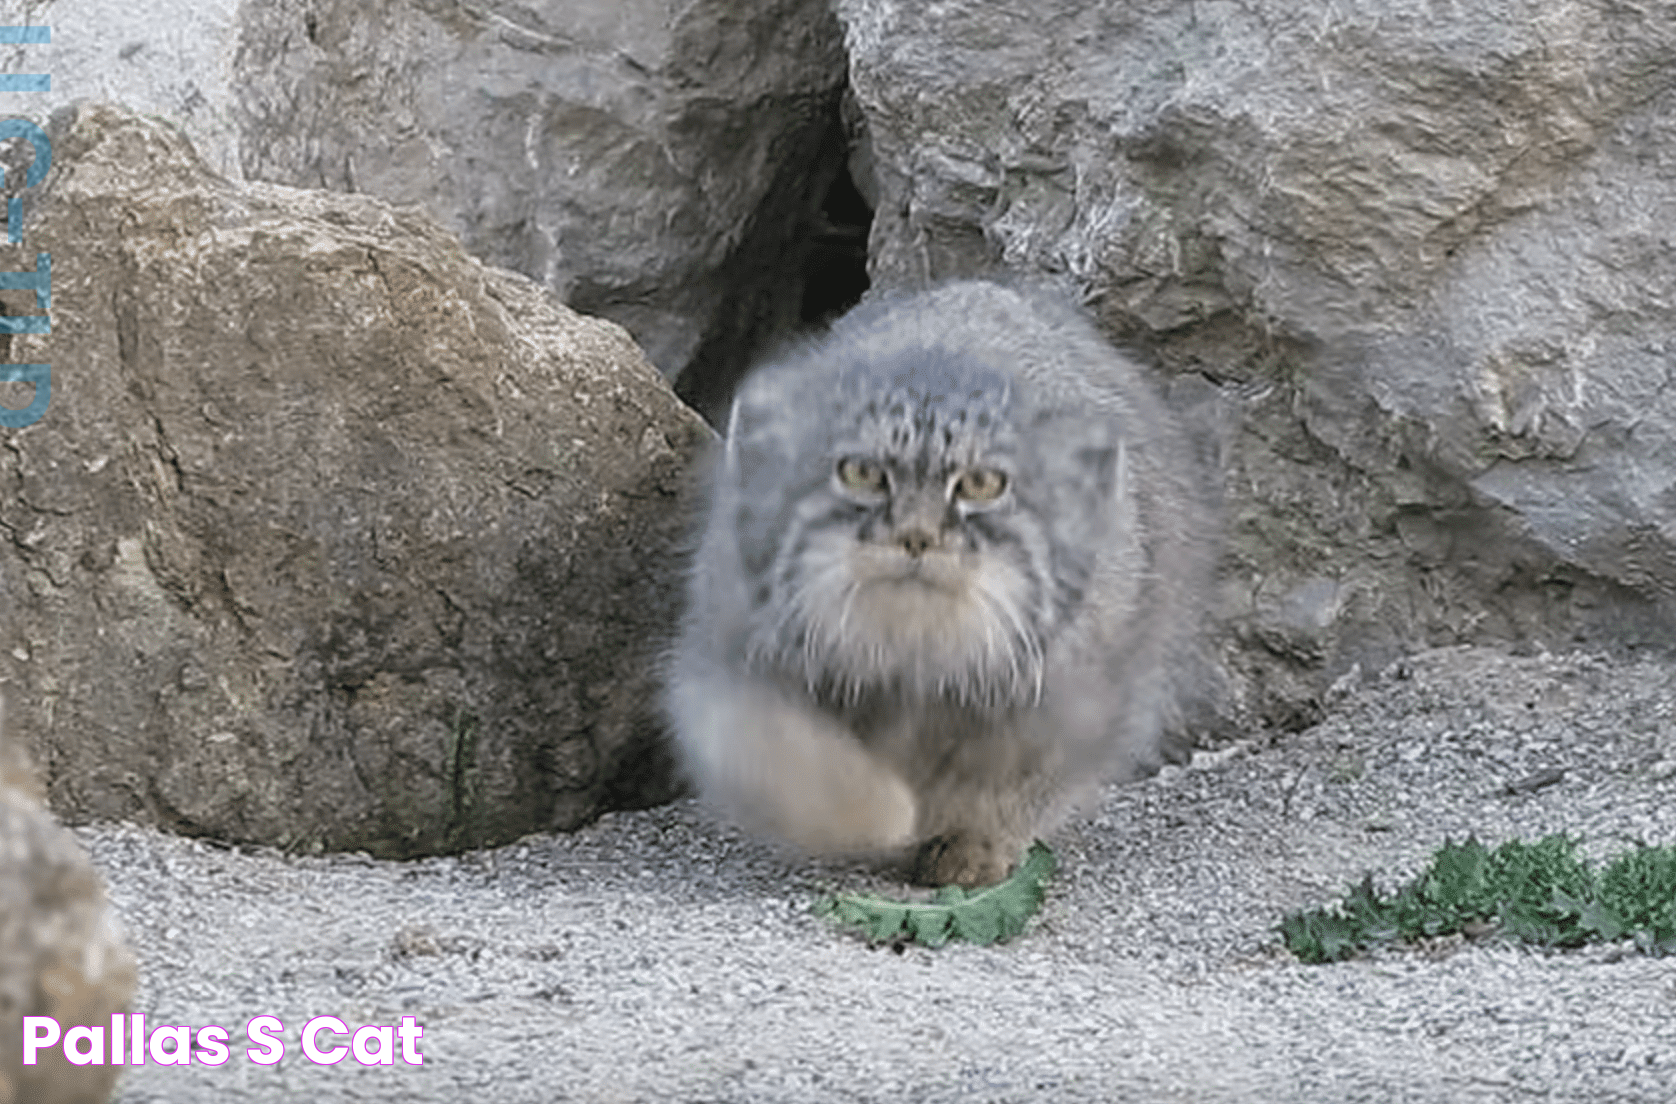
xmin=74 ymin=645 xmax=1676 ymax=1103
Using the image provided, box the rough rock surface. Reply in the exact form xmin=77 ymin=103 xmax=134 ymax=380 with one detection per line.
xmin=0 ymin=0 xmax=245 ymax=178
xmin=835 ymin=0 xmax=1676 ymax=724
xmin=0 ymin=103 xmax=711 ymax=855
xmin=0 ymin=0 xmax=854 ymax=396
xmin=235 ymin=0 xmax=851 ymax=391
xmin=1 ymin=711 xmax=136 ymax=1104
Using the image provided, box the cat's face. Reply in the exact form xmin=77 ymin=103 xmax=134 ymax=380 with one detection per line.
xmin=725 ymin=350 xmax=1117 ymax=705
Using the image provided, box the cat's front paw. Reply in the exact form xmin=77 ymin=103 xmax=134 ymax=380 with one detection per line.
xmin=909 ymin=831 xmax=1019 ymax=888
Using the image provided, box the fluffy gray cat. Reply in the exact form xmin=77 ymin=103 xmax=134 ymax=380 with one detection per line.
xmin=666 ymin=280 xmax=1213 ymax=886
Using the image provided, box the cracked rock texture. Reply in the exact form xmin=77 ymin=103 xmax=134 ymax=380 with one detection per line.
xmin=836 ymin=0 xmax=1676 ymax=723
xmin=0 ymin=103 xmax=711 ymax=855
xmin=233 ymin=0 xmax=850 ymax=389
xmin=0 ymin=0 xmax=852 ymax=391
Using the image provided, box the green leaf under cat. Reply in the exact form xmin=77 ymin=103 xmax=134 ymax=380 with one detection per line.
xmin=814 ymin=841 xmax=1057 ymax=948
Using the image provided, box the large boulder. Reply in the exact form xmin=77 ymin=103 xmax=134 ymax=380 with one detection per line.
xmin=835 ymin=0 xmax=1676 ymax=724
xmin=0 ymin=0 xmax=854 ymax=401
xmin=0 ymin=103 xmax=710 ymax=855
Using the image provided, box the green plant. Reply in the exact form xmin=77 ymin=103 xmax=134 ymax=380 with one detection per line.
xmin=1592 ymin=845 xmax=1676 ymax=954
xmin=1280 ymin=835 xmax=1676 ymax=964
xmin=815 ymin=841 xmax=1057 ymax=948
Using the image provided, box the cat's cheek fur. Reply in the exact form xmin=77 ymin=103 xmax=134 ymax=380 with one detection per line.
xmin=774 ymin=533 xmax=1045 ymax=705
xmin=665 ymin=665 xmax=918 ymax=853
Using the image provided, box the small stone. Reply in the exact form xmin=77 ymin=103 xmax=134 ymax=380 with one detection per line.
xmin=0 ymin=738 xmax=136 ymax=1104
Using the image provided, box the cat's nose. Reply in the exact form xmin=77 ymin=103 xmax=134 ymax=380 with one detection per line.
xmin=897 ymin=527 xmax=940 ymax=556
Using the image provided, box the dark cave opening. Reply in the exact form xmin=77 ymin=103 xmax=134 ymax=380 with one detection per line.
xmin=798 ymin=154 xmax=872 ymax=326
xmin=673 ymin=98 xmax=873 ymax=426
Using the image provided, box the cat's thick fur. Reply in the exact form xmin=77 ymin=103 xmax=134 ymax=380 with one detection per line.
xmin=665 ymin=280 xmax=1213 ymax=886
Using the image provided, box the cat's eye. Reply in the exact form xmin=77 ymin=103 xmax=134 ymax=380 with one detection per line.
xmin=836 ymin=457 xmax=889 ymax=495
xmin=953 ymin=467 xmax=1008 ymax=503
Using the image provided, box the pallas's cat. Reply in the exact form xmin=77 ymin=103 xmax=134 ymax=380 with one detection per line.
xmin=666 ymin=281 xmax=1213 ymax=886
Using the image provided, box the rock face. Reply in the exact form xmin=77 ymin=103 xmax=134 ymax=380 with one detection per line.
xmin=9 ymin=2 xmax=1674 ymax=758
xmin=835 ymin=0 xmax=1676 ymax=724
xmin=235 ymin=0 xmax=851 ymax=389
xmin=0 ymin=0 xmax=856 ymax=401
xmin=1 ymin=708 xmax=136 ymax=1104
xmin=0 ymin=0 xmax=245 ymax=178
xmin=0 ymin=103 xmax=711 ymax=855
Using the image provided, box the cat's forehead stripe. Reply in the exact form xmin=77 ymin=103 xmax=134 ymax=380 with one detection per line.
xmin=839 ymin=353 xmax=1012 ymax=450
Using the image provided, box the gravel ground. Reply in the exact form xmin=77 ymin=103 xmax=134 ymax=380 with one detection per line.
xmin=77 ymin=645 xmax=1676 ymax=1103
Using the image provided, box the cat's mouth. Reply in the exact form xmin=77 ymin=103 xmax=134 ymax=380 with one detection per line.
xmin=782 ymin=533 xmax=1042 ymax=704
xmin=850 ymin=545 xmax=971 ymax=593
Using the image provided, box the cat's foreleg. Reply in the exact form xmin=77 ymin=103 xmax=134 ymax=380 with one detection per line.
xmin=908 ymin=775 xmax=1055 ymax=887
xmin=667 ymin=667 xmax=917 ymax=855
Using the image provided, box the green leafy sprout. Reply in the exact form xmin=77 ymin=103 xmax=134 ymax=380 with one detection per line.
xmin=1280 ymin=835 xmax=1676 ymax=964
xmin=814 ymin=841 xmax=1057 ymax=948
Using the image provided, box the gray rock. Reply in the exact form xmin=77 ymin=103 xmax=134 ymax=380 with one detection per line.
xmin=0 ymin=0 xmax=854 ymax=397
xmin=234 ymin=0 xmax=851 ymax=390
xmin=1 ymin=705 xmax=136 ymax=1104
xmin=0 ymin=0 xmax=245 ymax=178
xmin=0 ymin=102 xmax=711 ymax=855
xmin=835 ymin=0 xmax=1676 ymax=725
